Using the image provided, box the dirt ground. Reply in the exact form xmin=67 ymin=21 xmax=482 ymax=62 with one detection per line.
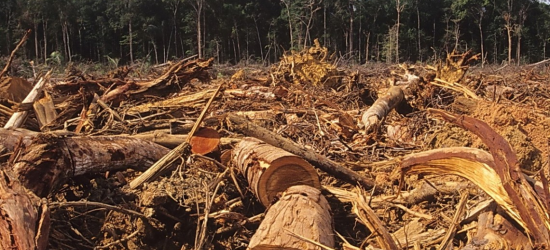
xmin=1 ymin=50 xmax=549 ymax=249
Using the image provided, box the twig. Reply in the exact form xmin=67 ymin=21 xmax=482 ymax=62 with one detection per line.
xmin=284 ymin=229 xmax=336 ymax=250
xmin=390 ymin=203 xmax=434 ymax=220
xmin=129 ymin=81 xmax=224 ymax=189
xmin=0 ymin=29 xmax=32 ymax=78
xmin=49 ymin=201 xmax=150 ymax=221
xmin=437 ymin=192 xmax=469 ymax=250
xmin=193 ymin=169 xmax=227 ymax=250
xmin=94 ymin=229 xmax=140 ymax=250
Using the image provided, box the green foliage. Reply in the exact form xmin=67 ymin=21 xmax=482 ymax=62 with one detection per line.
xmin=0 ymin=0 xmax=548 ymax=65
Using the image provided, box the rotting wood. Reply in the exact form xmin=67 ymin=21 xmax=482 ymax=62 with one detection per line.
xmin=33 ymin=92 xmax=58 ymax=130
xmin=232 ymin=137 xmax=321 ymax=206
xmin=360 ymin=85 xmax=404 ymax=133
xmin=11 ymin=134 xmax=169 ymax=197
xmin=0 ymin=77 xmax=33 ymax=103
xmin=125 ymin=88 xmax=216 ymax=115
xmin=226 ymin=114 xmax=374 ymax=189
xmin=248 ymin=185 xmax=334 ymax=250
xmin=391 ymin=218 xmax=446 ymax=248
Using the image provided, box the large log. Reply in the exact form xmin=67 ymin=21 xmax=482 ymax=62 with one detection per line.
xmin=11 ymin=134 xmax=169 ymax=197
xmin=248 ymin=185 xmax=334 ymax=250
xmin=232 ymin=137 xmax=320 ymax=206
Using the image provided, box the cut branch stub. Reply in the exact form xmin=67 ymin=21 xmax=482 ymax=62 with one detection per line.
xmin=232 ymin=137 xmax=321 ymax=206
xmin=248 ymin=185 xmax=334 ymax=249
xmin=189 ymin=127 xmax=220 ymax=155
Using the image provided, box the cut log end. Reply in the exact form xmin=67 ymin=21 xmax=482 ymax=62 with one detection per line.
xmin=189 ymin=127 xmax=220 ymax=155
xmin=258 ymin=157 xmax=321 ymax=206
xmin=232 ymin=137 xmax=321 ymax=206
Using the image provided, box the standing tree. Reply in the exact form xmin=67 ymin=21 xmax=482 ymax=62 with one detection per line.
xmin=395 ymin=0 xmax=405 ymax=63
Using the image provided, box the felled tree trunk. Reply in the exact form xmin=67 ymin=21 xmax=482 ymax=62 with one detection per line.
xmin=11 ymin=134 xmax=169 ymax=197
xmin=232 ymin=137 xmax=321 ymax=206
xmin=360 ymin=85 xmax=404 ymax=132
xmin=248 ymin=185 xmax=334 ymax=250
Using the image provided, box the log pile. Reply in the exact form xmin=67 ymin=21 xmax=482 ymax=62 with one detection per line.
xmin=1 ymin=35 xmax=550 ymax=249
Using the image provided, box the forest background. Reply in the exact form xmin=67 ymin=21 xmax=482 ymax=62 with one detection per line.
xmin=1 ymin=0 xmax=550 ymax=68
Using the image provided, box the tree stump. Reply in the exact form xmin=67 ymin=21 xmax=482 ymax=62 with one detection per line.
xmin=248 ymin=185 xmax=334 ymax=250
xmin=232 ymin=137 xmax=321 ymax=206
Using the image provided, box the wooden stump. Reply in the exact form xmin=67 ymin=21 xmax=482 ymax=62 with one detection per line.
xmin=248 ymin=185 xmax=334 ymax=250
xmin=232 ymin=137 xmax=321 ymax=206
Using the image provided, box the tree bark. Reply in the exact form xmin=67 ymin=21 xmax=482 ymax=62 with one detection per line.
xmin=0 ymin=169 xmax=50 ymax=250
xmin=360 ymin=86 xmax=404 ymax=132
xmin=232 ymin=137 xmax=320 ymax=206
xmin=248 ymin=185 xmax=334 ymax=250
xmin=11 ymin=134 xmax=169 ymax=197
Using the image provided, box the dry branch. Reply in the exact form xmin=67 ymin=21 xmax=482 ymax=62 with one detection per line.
xmin=232 ymin=137 xmax=320 ymax=206
xmin=248 ymin=185 xmax=334 ymax=249
xmin=226 ymin=114 xmax=374 ymax=188
xmin=0 ymin=29 xmax=32 ymax=79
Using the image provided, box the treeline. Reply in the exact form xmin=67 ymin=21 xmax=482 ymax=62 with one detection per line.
xmin=1 ymin=0 xmax=549 ymax=66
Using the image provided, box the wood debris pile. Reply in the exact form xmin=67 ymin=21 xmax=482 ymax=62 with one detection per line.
xmin=271 ymin=38 xmax=345 ymax=88
xmin=1 ymin=37 xmax=550 ymax=250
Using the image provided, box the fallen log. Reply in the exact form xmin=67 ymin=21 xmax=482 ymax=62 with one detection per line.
xmin=11 ymin=134 xmax=169 ymax=197
xmin=232 ymin=137 xmax=321 ymax=206
xmin=360 ymin=86 xmax=404 ymax=133
xmin=226 ymin=114 xmax=374 ymax=189
xmin=248 ymin=185 xmax=334 ymax=249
